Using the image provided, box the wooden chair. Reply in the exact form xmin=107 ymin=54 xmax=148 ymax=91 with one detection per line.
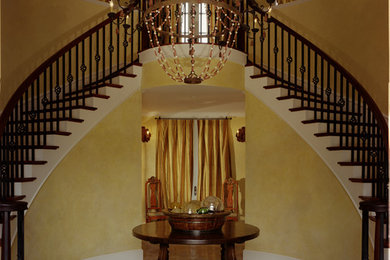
xmin=145 ymin=176 xmax=167 ymax=223
xmin=222 ymin=178 xmax=239 ymax=221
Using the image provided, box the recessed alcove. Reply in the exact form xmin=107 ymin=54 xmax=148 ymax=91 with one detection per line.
xmin=141 ymin=84 xmax=246 ymax=260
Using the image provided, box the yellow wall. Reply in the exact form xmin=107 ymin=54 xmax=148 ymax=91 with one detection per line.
xmin=273 ymin=0 xmax=388 ymax=114
xmin=245 ymin=92 xmax=364 ymax=259
xmin=1 ymin=0 xmax=107 ymax=110
xmin=14 ymin=92 xmax=142 ymax=260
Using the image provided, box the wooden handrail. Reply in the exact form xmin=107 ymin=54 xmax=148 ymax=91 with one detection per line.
xmin=0 ymin=11 xmax=123 ymax=138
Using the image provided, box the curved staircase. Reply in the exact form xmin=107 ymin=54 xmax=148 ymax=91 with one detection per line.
xmin=0 ymin=0 xmax=388 ymax=259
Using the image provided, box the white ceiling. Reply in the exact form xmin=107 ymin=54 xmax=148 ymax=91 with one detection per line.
xmin=142 ymin=85 xmax=245 ymax=118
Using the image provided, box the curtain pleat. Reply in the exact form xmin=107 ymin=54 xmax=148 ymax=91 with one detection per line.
xmin=197 ymin=119 xmax=232 ymax=201
xmin=156 ymin=119 xmax=193 ymax=208
xmin=156 ymin=119 xmax=232 ymax=207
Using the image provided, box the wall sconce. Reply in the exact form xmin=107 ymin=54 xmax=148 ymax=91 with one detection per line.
xmin=142 ymin=126 xmax=151 ymax=143
xmin=236 ymin=127 xmax=245 ymax=142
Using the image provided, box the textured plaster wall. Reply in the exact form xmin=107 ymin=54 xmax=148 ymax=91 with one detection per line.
xmin=1 ymin=0 xmax=107 ymax=110
xmin=245 ymin=92 xmax=368 ymax=259
xmin=13 ymin=92 xmax=142 ymax=260
xmin=273 ymin=0 xmax=389 ymax=114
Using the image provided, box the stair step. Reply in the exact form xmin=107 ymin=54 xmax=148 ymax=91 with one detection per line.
xmin=249 ymin=73 xmax=272 ymax=79
xmin=13 ymin=177 xmax=37 ymax=182
xmin=302 ymin=119 xmax=374 ymax=127
xmin=7 ymin=161 xmax=47 ymax=165
xmin=264 ymin=84 xmax=322 ymax=99
xmin=358 ymin=196 xmax=380 ymax=201
xmin=9 ymin=130 xmax=72 ymax=137
xmin=9 ymin=117 xmax=84 ymax=124
xmin=26 ymin=105 xmax=97 ymax=114
xmin=291 ymin=107 xmax=361 ymax=116
xmin=11 ymin=145 xmax=59 ymax=150
xmin=47 ymin=93 xmax=109 ymax=105
xmin=65 ymin=83 xmax=123 ymax=97
xmin=338 ymin=161 xmax=380 ymax=166
xmin=6 ymin=195 xmax=26 ymax=201
xmin=277 ymin=95 xmax=342 ymax=107
xmin=349 ymin=178 xmax=380 ymax=183
xmin=327 ymin=146 xmax=374 ymax=151
xmin=118 ymin=72 xmax=137 ymax=78
xmin=314 ymin=132 xmax=380 ymax=138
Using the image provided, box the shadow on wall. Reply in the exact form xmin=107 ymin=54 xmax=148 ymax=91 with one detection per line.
xmin=238 ymin=178 xmax=245 ymax=219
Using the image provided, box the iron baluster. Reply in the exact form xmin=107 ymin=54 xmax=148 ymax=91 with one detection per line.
xmin=307 ymin=46 xmax=310 ymax=108
xmin=76 ymin=44 xmax=80 ymax=107
xmin=109 ymin=20 xmax=113 ymax=83
xmin=102 ymin=26 xmax=106 ymax=83
xmin=320 ymin=57 xmax=324 ymax=120
xmin=96 ymin=29 xmax=100 ymax=94
xmin=82 ymin=40 xmax=86 ymax=105
xmin=68 ymin=50 xmax=73 ymax=118
xmin=89 ymin=35 xmax=93 ymax=95
xmin=62 ymin=54 xmax=66 ymax=119
xmin=273 ymin=23 xmax=277 ymax=84
xmin=287 ymin=32 xmax=291 ymax=96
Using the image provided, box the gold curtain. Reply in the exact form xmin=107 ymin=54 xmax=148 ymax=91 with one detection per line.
xmin=197 ymin=119 xmax=232 ymax=201
xmin=156 ymin=119 xmax=193 ymax=208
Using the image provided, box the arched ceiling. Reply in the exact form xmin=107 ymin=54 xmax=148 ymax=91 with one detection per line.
xmin=142 ymin=85 xmax=245 ymax=118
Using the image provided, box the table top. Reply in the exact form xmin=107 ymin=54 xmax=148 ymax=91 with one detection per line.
xmin=132 ymin=221 xmax=259 ymax=245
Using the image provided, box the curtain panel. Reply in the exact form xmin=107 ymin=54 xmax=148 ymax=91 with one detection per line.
xmin=156 ymin=119 xmax=193 ymax=208
xmin=197 ymin=119 xmax=232 ymax=201
xmin=156 ymin=119 xmax=233 ymax=208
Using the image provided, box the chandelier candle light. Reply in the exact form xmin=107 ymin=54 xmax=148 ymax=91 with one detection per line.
xmin=143 ymin=0 xmax=241 ymax=84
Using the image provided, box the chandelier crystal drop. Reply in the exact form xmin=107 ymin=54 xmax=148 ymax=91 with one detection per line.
xmin=144 ymin=0 xmax=241 ymax=84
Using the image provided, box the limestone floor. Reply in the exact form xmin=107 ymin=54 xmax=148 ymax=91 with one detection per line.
xmin=142 ymin=241 xmax=244 ymax=260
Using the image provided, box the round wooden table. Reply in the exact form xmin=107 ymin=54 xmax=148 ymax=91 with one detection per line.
xmin=132 ymin=221 xmax=259 ymax=260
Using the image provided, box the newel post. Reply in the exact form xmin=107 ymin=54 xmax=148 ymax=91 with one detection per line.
xmin=0 ymin=201 xmax=28 ymax=260
xmin=359 ymin=200 xmax=388 ymax=260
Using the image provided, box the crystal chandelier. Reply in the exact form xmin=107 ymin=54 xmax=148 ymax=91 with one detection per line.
xmin=144 ymin=0 xmax=241 ymax=84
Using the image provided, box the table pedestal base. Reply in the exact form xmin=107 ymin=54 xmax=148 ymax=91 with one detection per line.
xmin=158 ymin=243 xmax=236 ymax=260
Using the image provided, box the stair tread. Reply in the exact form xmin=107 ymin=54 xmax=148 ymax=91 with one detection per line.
xmin=11 ymin=130 xmax=71 ymax=136
xmin=26 ymin=105 xmax=97 ymax=114
xmin=65 ymin=83 xmax=123 ymax=97
xmin=264 ymin=84 xmax=322 ymax=99
xmin=13 ymin=177 xmax=37 ymax=182
xmin=47 ymin=93 xmax=109 ymax=105
xmin=302 ymin=119 xmax=373 ymax=126
xmin=118 ymin=73 xmax=137 ymax=78
xmin=291 ymin=107 xmax=361 ymax=116
xmin=6 ymin=195 xmax=26 ymax=201
xmin=9 ymin=117 xmax=84 ymax=124
xmin=358 ymin=196 xmax=380 ymax=201
xmin=327 ymin=146 xmax=375 ymax=151
xmin=277 ymin=95 xmax=342 ymax=107
xmin=314 ymin=132 xmax=380 ymax=137
xmin=338 ymin=161 xmax=380 ymax=166
xmin=10 ymin=145 xmax=59 ymax=150
xmin=349 ymin=178 xmax=380 ymax=183
xmin=7 ymin=160 xmax=47 ymax=165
